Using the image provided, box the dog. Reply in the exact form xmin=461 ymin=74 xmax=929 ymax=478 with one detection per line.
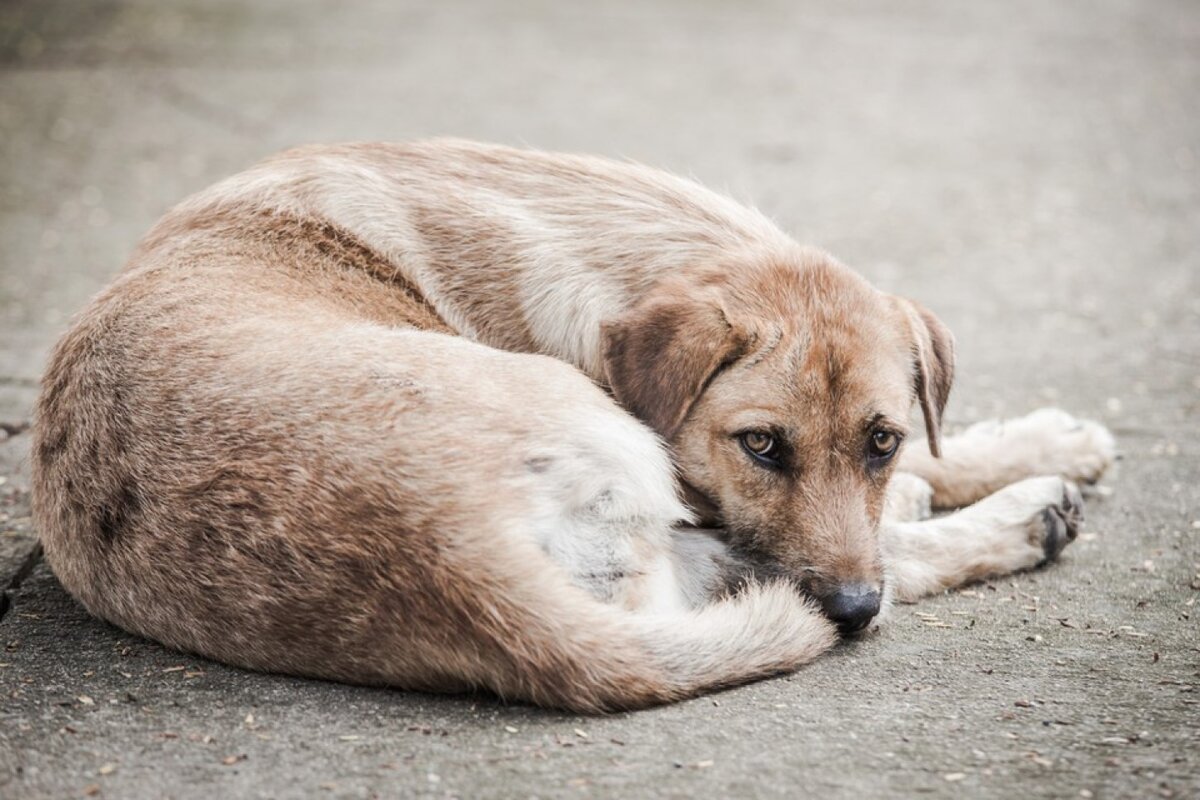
xmin=31 ymin=139 xmax=1116 ymax=712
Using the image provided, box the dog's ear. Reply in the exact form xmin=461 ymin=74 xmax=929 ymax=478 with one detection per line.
xmin=895 ymin=298 xmax=955 ymax=457
xmin=601 ymin=288 xmax=749 ymax=439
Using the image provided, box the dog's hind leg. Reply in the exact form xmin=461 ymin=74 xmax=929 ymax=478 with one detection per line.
xmin=898 ymin=408 xmax=1116 ymax=510
xmin=880 ymin=476 xmax=1083 ymax=603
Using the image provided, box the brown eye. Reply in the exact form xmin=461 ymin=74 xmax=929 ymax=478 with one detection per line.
xmin=743 ymin=432 xmax=773 ymax=454
xmin=868 ymin=430 xmax=900 ymax=459
xmin=739 ymin=431 xmax=782 ymax=467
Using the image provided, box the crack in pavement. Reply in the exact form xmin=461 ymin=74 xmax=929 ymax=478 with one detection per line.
xmin=0 ymin=541 xmax=43 ymax=623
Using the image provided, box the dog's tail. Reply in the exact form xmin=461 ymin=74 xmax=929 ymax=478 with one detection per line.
xmin=475 ymin=566 xmax=838 ymax=712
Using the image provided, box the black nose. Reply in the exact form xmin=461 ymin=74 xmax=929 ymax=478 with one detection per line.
xmin=820 ymin=584 xmax=882 ymax=634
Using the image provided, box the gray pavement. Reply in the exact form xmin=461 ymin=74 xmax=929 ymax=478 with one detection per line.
xmin=1 ymin=1 xmax=1198 ymax=797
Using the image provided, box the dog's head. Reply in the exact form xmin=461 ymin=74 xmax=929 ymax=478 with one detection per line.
xmin=601 ymin=249 xmax=954 ymax=633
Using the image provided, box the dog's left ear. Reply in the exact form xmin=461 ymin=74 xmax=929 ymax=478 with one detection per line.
xmin=601 ymin=287 xmax=749 ymax=439
xmin=894 ymin=298 xmax=956 ymax=457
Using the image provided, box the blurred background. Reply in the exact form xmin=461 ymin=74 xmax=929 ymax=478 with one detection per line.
xmin=1 ymin=2 xmax=1198 ymax=798
xmin=2 ymin=0 xmax=1197 ymax=427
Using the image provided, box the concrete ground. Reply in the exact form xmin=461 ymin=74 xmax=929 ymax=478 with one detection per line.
xmin=1 ymin=1 xmax=1198 ymax=797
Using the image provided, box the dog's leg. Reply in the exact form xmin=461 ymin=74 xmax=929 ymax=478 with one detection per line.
xmin=899 ymin=408 xmax=1116 ymax=509
xmin=881 ymin=476 xmax=1083 ymax=603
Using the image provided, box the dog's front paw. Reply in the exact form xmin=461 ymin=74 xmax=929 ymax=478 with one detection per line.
xmin=975 ymin=475 xmax=1084 ymax=574
xmin=1037 ymin=478 xmax=1083 ymax=564
xmin=964 ymin=408 xmax=1117 ymax=486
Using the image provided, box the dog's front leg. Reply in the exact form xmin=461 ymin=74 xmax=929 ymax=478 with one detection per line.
xmin=898 ymin=408 xmax=1116 ymax=510
xmin=881 ymin=476 xmax=1083 ymax=603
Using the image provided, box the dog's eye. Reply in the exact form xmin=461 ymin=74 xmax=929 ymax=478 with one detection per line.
xmin=868 ymin=430 xmax=901 ymax=460
xmin=739 ymin=431 xmax=782 ymax=467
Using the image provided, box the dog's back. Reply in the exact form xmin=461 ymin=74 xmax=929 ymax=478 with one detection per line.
xmin=134 ymin=139 xmax=795 ymax=375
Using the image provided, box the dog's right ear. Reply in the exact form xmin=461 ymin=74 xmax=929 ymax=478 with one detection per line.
xmin=601 ymin=287 xmax=749 ymax=440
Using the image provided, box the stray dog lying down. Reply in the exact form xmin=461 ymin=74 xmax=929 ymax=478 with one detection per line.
xmin=32 ymin=140 xmax=1116 ymax=711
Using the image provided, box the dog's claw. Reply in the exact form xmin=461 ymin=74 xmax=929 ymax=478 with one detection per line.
xmin=1040 ymin=481 xmax=1083 ymax=564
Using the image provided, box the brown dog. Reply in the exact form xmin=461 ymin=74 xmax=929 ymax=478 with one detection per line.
xmin=32 ymin=140 xmax=1115 ymax=711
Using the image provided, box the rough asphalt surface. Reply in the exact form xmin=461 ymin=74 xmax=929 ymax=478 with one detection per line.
xmin=1 ymin=1 xmax=1198 ymax=798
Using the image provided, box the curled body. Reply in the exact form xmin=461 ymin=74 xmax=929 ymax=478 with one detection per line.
xmin=32 ymin=140 xmax=1115 ymax=710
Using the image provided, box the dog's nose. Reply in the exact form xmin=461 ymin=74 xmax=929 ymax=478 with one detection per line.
xmin=820 ymin=583 xmax=881 ymax=634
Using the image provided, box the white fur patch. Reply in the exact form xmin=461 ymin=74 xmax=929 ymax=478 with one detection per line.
xmin=519 ymin=401 xmax=690 ymax=605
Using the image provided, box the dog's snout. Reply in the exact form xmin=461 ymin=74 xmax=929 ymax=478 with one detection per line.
xmin=820 ymin=583 xmax=882 ymax=634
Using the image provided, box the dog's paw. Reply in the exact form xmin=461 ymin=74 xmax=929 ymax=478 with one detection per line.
xmin=953 ymin=475 xmax=1085 ymax=576
xmin=961 ymin=408 xmax=1117 ymax=486
xmin=995 ymin=475 xmax=1083 ymax=569
xmin=884 ymin=473 xmax=934 ymax=522
xmin=1037 ymin=478 xmax=1083 ymax=564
